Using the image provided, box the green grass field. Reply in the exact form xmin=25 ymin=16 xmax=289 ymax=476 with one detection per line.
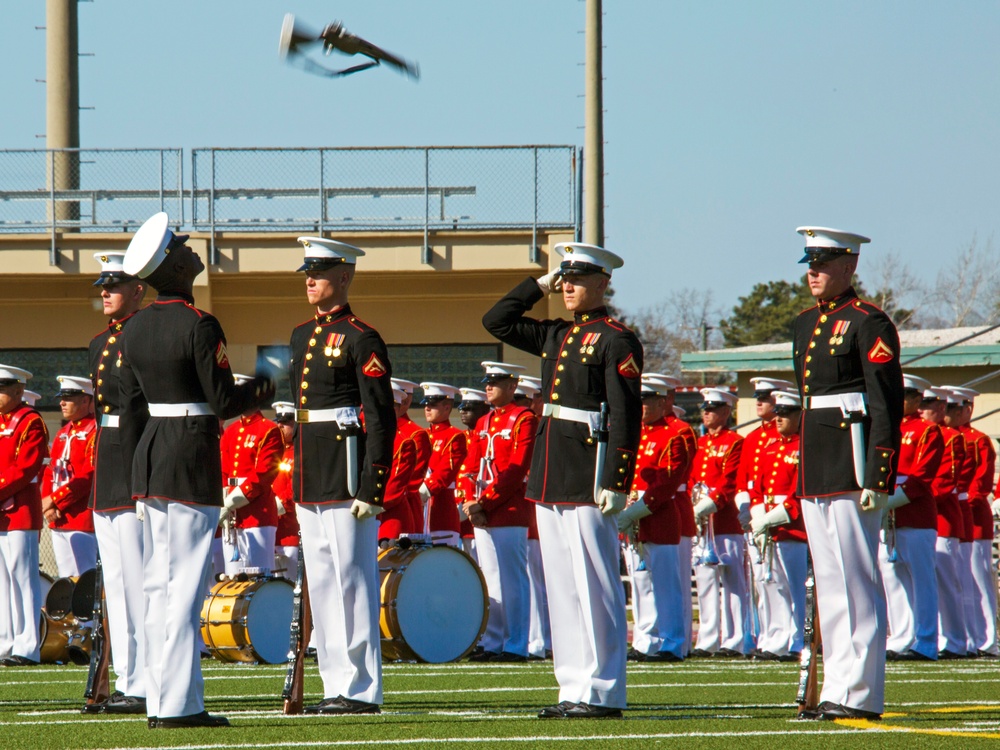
xmin=2 ymin=656 xmax=999 ymax=749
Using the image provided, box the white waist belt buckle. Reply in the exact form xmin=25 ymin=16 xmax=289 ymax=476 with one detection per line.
xmin=542 ymin=402 xmax=602 ymax=435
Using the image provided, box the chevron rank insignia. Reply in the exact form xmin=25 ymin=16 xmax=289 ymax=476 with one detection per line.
xmin=362 ymin=353 xmax=388 ymax=377
xmin=215 ymin=341 xmax=230 ymax=369
xmin=617 ymin=354 xmax=641 ymax=378
xmin=867 ymin=337 xmax=895 ymax=363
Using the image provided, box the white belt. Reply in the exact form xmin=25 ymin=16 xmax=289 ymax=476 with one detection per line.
xmin=803 ymin=392 xmax=868 ymax=414
xmin=766 ymin=494 xmax=790 ymax=503
xmin=148 ymin=402 xmax=213 ymax=417
xmin=542 ymin=403 xmax=601 ymax=433
xmin=227 ymin=476 xmax=247 ymax=487
xmin=99 ymin=414 xmax=119 ymax=428
xmin=295 ymin=406 xmax=360 ymax=426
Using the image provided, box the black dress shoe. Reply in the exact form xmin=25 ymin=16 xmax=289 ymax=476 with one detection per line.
xmin=153 ymin=711 xmax=230 ymax=729
xmin=689 ymin=648 xmax=714 ymax=658
xmin=304 ymin=696 xmax=381 ymax=715
xmin=754 ymin=650 xmax=780 ymax=661
xmin=778 ymin=651 xmax=801 ymax=663
xmin=468 ymin=649 xmax=500 ymax=662
xmin=493 ymin=651 xmax=528 ymax=662
xmin=885 ymin=649 xmax=900 ymax=661
xmin=977 ymin=650 xmax=999 ymax=659
xmin=715 ymin=648 xmax=745 ymax=658
xmin=644 ymin=651 xmax=682 ymax=663
xmin=938 ymin=650 xmax=966 ymax=660
xmin=896 ymin=650 xmax=935 ymax=662
xmin=563 ymin=702 xmax=624 ymax=719
xmin=815 ymin=701 xmax=881 ymax=721
xmin=1 ymin=655 xmax=40 ymax=667
xmin=626 ymin=648 xmax=647 ymax=662
xmin=102 ymin=692 xmax=148 ymax=714
xmin=147 ymin=717 xmax=157 ymax=729
xmin=538 ymin=701 xmax=579 ymax=718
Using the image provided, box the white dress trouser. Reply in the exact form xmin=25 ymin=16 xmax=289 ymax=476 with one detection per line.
xmin=94 ymin=510 xmax=145 ymax=697
xmin=693 ymin=533 xmax=748 ymax=653
xmin=935 ymin=536 xmax=966 ymax=654
xmin=536 ymin=502 xmax=627 ymax=709
xmin=462 ymin=536 xmax=479 ymax=564
xmin=274 ymin=544 xmax=299 ymax=580
xmin=296 ymin=502 xmax=382 ymax=704
xmin=878 ymin=527 xmax=938 ymax=658
xmin=223 ymin=526 xmax=277 ymax=576
xmin=626 ymin=542 xmax=685 ymax=658
xmin=801 ymin=492 xmax=886 ymax=714
xmin=474 ymin=525 xmax=530 ymax=656
xmin=968 ymin=538 xmax=998 ymax=654
xmin=142 ymin=499 xmax=216 ymax=719
xmin=0 ymin=531 xmax=42 ymax=661
xmin=678 ymin=536 xmax=693 ymax=655
xmin=51 ymin=530 xmax=98 ymax=578
xmin=526 ymin=538 xmax=551 ymax=658
xmin=756 ymin=540 xmax=808 ymax=655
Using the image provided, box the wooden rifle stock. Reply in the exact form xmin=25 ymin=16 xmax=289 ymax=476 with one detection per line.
xmin=283 ymin=534 xmax=312 ymax=714
xmin=796 ymin=560 xmax=821 ymax=717
xmin=83 ymin=558 xmax=111 ymax=709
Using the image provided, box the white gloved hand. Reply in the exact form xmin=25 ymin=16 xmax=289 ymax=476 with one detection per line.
xmin=418 ymin=482 xmax=432 ymax=504
xmin=134 ymin=501 xmax=145 ymax=523
xmin=350 ymin=499 xmax=385 ymax=520
xmin=735 ymin=491 xmax=752 ymax=529
xmin=750 ymin=503 xmax=791 ymax=540
xmin=535 ymin=271 xmax=564 ymax=295
xmin=616 ymin=499 xmax=652 ymax=532
xmin=596 ymin=489 xmax=627 ymax=516
xmin=274 ymin=495 xmax=287 ymax=517
xmin=886 ymin=486 xmax=911 ymax=510
xmin=218 ymin=505 xmax=231 ymax=526
xmin=859 ymin=489 xmax=890 ymax=512
xmin=992 ymin=497 xmax=1000 ymax=520
xmin=693 ymin=495 xmax=717 ymax=519
xmin=224 ymin=486 xmax=250 ymax=511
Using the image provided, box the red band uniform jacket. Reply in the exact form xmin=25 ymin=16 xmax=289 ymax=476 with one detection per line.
xmin=379 ymin=419 xmax=417 ymax=540
xmin=423 ymin=421 xmax=467 ymax=534
xmin=272 ymin=444 xmax=299 ymax=547
xmin=668 ymin=414 xmax=699 ymax=539
xmin=933 ymin=425 xmax=966 ymax=540
xmin=960 ymin=424 xmax=996 ymax=541
xmin=457 ymin=403 xmax=537 ymax=526
xmin=892 ymin=413 xmax=944 ymax=530
xmin=482 ymin=278 xmax=643 ymax=504
xmin=750 ymin=432 xmax=807 ymax=543
xmin=628 ymin=416 xmax=688 ymax=545
xmin=0 ymin=405 xmax=49 ymax=531
xmin=41 ymin=414 xmax=97 ymax=532
xmin=119 ymin=293 xmax=272 ymax=505
xmin=736 ymin=420 xmax=779 ymax=497
xmin=689 ymin=428 xmax=744 ymax=535
xmin=793 ymin=288 xmax=904 ymax=497
xmin=89 ymin=312 xmax=140 ymax=512
xmin=289 ymin=305 xmax=396 ymax=506
xmin=395 ymin=414 xmax=430 ymax=524
xmin=220 ymin=412 xmax=283 ymax=528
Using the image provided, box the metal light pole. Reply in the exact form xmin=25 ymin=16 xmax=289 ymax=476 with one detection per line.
xmin=583 ymin=0 xmax=604 ymax=247
xmin=46 ymin=0 xmax=80 ymax=235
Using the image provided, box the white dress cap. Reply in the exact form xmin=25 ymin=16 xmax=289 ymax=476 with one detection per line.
xmin=458 ymin=387 xmax=488 ymax=405
xmin=773 ymin=390 xmax=802 ymax=410
xmin=480 ymin=361 xmax=526 ymax=380
xmin=672 ymin=405 xmax=687 ymax=420
xmin=419 ymin=382 xmax=462 ymax=404
xmin=940 ymin=387 xmax=966 ymax=405
xmin=272 ymin=401 xmax=296 ymax=421
xmin=554 ymin=242 xmax=624 ymax=277
xmin=232 ymin=373 xmax=254 ymax=387
xmin=56 ymin=375 xmax=94 ymax=396
xmin=921 ymin=386 xmax=949 ymax=402
xmin=296 ymin=237 xmax=365 ymax=271
xmin=515 ymin=376 xmax=542 ymax=398
xmin=0 ymin=365 xmax=32 ymax=384
xmin=700 ymin=387 xmax=737 ymax=407
xmin=391 ymin=387 xmax=407 ymax=405
xmin=641 ymin=373 xmax=682 ymax=395
xmin=749 ymin=377 xmax=795 ymax=395
xmin=92 ymin=252 xmax=133 ymax=287
xmin=123 ymin=212 xmax=189 ymax=278
xmin=391 ymin=378 xmax=418 ymax=395
xmin=796 ymin=226 xmax=871 ymax=263
xmin=942 ymin=386 xmax=979 ymax=403
xmin=902 ymin=373 xmax=933 ymax=392
xmin=22 ymin=390 xmax=41 ymax=407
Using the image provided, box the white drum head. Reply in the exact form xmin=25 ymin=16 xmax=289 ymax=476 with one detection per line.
xmin=394 ymin=546 xmax=485 ymax=663
xmin=244 ymin=579 xmax=294 ymax=664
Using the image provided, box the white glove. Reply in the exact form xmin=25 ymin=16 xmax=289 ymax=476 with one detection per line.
xmin=886 ymin=486 xmax=911 ymax=510
xmin=218 ymin=505 xmax=231 ymax=526
xmin=536 ymin=271 xmax=564 ymax=295
xmin=693 ymin=495 xmax=717 ymax=519
xmin=735 ymin=491 xmax=752 ymax=528
xmin=750 ymin=504 xmax=791 ymax=540
xmin=134 ymin=501 xmax=145 ymax=523
xmin=224 ymin=486 xmax=250 ymax=511
xmin=992 ymin=497 xmax=1000 ymax=520
xmin=418 ymin=482 xmax=432 ymax=504
xmin=596 ymin=489 xmax=627 ymax=516
xmin=350 ymin=499 xmax=385 ymax=520
xmin=859 ymin=489 xmax=890 ymax=512
xmin=616 ymin=499 xmax=652 ymax=532
xmin=274 ymin=495 xmax=286 ymax=517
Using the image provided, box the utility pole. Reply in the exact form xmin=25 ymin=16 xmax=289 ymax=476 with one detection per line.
xmin=46 ymin=0 xmax=80 ymax=237
xmin=583 ymin=0 xmax=604 ymax=247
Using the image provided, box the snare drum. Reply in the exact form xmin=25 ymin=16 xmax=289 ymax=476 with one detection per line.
xmin=200 ymin=577 xmax=294 ymax=664
xmin=378 ymin=543 xmax=488 ymax=663
xmin=39 ymin=612 xmax=92 ymax=665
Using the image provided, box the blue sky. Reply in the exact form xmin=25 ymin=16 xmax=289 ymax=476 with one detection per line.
xmin=2 ymin=1 xmax=998 ymax=322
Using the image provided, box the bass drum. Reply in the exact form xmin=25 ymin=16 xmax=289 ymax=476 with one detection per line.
xmin=200 ymin=577 xmax=294 ymax=664
xmin=378 ymin=543 xmax=487 ymax=663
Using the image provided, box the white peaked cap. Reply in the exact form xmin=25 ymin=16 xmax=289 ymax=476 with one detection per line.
xmin=750 ymin=377 xmax=795 ymax=393
xmin=92 ymin=252 xmax=133 ymax=286
xmin=232 ymin=373 xmax=254 ymax=386
xmin=672 ymin=405 xmax=686 ymax=419
xmin=123 ymin=212 xmax=189 ymax=278
xmin=272 ymin=401 xmax=296 ymax=419
xmin=797 ymin=226 xmax=871 ymax=252
xmin=700 ymin=387 xmax=737 ymax=407
xmin=56 ymin=375 xmax=94 ymax=396
xmin=22 ymin=390 xmax=41 ymax=407
xmin=942 ymin=386 xmax=978 ymax=403
xmin=391 ymin=378 xmax=418 ymax=394
xmin=296 ymin=236 xmax=365 ymax=270
xmin=515 ymin=376 xmax=542 ymax=398
xmin=921 ymin=386 xmax=949 ymax=402
xmin=641 ymin=373 xmax=682 ymax=395
xmin=902 ymin=373 xmax=933 ymax=392
xmin=419 ymin=382 xmax=462 ymax=401
xmin=554 ymin=242 xmax=624 ymax=277
xmin=0 ymin=365 xmax=32 ymax=383
xmin=480 ymin=361 xmax=526 ymax=378
xmin=773 ymin=390 xmax=802 ymax=409
xmin=391 ymin=387 xmax=407 ymax=405
xmin=458 ymin=388 xmax=488 ymax=405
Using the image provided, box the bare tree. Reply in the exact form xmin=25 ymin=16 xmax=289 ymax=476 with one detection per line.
xmin=927 ymin=235 xmax=1000 ymax=327
xmin=862 ymin=250 xmax=928 ymax=330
